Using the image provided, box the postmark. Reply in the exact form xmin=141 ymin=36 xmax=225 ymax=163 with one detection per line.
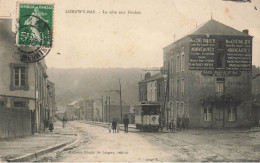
xmin=16 ymin=3 xmax=54 ymax=63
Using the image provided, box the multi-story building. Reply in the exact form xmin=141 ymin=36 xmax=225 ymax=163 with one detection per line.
xmin=163 ymin=19 xmax=253 ymax=128
xmin=67 ymin=98 xmax=103 ymax=121
xmin=138 ymin=71 xmax=167 ymax=105
xmin=67 ymin=100 xmax=81 ymax=120
xmin=0 ymin=18 xmax=55 ymax=138
xmin=84 ymin=99 xmax=94 ymax=121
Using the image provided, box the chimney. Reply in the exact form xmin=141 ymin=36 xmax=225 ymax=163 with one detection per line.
xmin=0 ymin=18 xmax=12 ymax=33
xmin=144 ymin=72 xmax=151 ymax=80
xmin=242 ymin=29 xmax=249 ymax=35
xmin=0 ymin=18 xmax=13 ymax=42
xmin=160 ymin=67 xmax=164 ymax=74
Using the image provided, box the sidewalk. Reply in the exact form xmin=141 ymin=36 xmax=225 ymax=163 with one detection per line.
xmin=0 ymin=120 xmax=77 ymax=162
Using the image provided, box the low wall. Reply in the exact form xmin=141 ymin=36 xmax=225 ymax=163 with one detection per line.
xmin=0 ymin=107 xmax=31 ymax=138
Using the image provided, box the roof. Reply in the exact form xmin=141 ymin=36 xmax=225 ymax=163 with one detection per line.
xmin=188 ymin=19 xmax=252 ymax=37
xmin=139 ymin=73 xmax=167 ymax=83
xmin=164 ymin=19 xmax=252 ymax=50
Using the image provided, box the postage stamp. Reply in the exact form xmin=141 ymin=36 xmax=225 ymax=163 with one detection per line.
xmin=17 ymin=3 xmax=53 ymax=47
xmin=16 ymin=3 xmax=54 ymax=63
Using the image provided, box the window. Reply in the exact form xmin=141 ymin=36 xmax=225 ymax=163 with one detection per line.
xmin=204 ymin=107 xmax=213 ymax=121
xmin=181 ymin=47 xmax=185 ymax=71
xmin=228 ymin=107 xmax=237 ymax=121
xmin=181 ymin=78 xmax=184 ymax=95
xmin=216 ymin=78 xmax=225 ymax=96
xmin=10 ymin=64 xmax=29 ymax=91
xmin=176 ymin=102 xmax=179 ymax=116
xmin=14 ymin=67 xmax=25 ymax=86
xmin=176 ymin=54 xmax=180 ymax=72
xmin=180 ymin=102 xmax=184 ymax=116
xmin=158 ymin=84 xmax=161 ymax=98
xmin=0 ymin=101 xmax=5 ymax=108
xmin=216 ymin=52 xmax=225 ymax=68
xmin=170 ymin=79 xmax=173 ymax=97
xmin=217 ymin=40 xmax=224 ymax=50
xmin=12 ymin=98 xmax=28 ymax=109
xmin=181 ymin=53 xmax=185 ymax=71
xmin=176 ymin=79 xmax=180 ymax=96
xmin=216 ymin=40 xmax=225 ymax=69
xmin=170 ymin=57 xmax=174 ymax=74
xmin=14 ymin=101 xmax=26 ymax=108
xmin=170 ymin=102 xmax=174 ymax=118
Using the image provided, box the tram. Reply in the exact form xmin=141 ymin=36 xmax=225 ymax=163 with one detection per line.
xmin=134 ymin=101 xmax=161 ymax=131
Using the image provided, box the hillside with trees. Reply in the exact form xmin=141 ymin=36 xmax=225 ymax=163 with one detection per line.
xmin=47 ymin=67 xmax=159 ymax=110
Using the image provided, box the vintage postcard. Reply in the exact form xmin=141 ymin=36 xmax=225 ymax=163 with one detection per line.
xmin=0 ymin=0 xmax=260 ymax=162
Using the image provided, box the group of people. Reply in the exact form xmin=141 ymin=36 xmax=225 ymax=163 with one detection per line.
xmin=169 ymin=115 xmax=189 ymax=132
xmin=108 ymin=115 xmax=129 ymax=133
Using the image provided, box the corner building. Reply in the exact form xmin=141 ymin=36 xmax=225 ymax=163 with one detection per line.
xmin=164 ymin=19 xmax=253 ymax=128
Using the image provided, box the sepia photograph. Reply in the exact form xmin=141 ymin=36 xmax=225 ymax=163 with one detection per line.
xmin=0 ymin=0 xmax=260 ymax=162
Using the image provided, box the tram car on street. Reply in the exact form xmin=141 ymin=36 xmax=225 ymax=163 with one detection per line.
xmin=134 ymin=101 xmax=161 ymax=131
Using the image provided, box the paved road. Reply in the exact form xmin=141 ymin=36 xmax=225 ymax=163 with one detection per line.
xmin=55 ymin=121 xmax=170 ymax=162
xmin=46 ymin=121 xmax=260 ymax=162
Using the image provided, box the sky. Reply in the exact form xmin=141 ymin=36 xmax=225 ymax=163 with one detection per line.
xmin=1 ymin=0 xmax=260 ymax=68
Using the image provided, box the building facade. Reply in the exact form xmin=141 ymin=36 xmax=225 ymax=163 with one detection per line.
xmin=163 ymin=19 xmax=254 ymax=128
xmin=66 ymin=98 xmax=103 ymax=122
xmin=138 ymin=72 xmax=167 ymax=105
xmin=0 ymin=18 xmax=56 ymax=138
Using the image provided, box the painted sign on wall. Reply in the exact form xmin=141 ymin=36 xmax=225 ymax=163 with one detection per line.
xmin=189 ymin=36 xmax=252 ymax=71
xmin=225 ymin=38 xmax=252 ymax=71
xmin=189 ymin=36 xmax=215 ymax=70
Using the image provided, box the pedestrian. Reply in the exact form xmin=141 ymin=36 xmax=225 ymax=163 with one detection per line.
xmin=177 ymin=115 xmax=181 ymax=132
xmin=169 ymin=120 xmax=173 ymax=132
xmin=172 ymin=119 xmax=177 ymax=132
xmin=117 ymin=121 xmax=120 ymax=133
xmin=123 ymin=115 xmax=129 ymax=133
xmin=112 ymin=120 xmax=117 ymax=133
xmin=185 ymin=116 xmax=189 ymax=129
xmin=62 ymin=117 xmax=66 ymax=128
xmin=49 ymin=118 xmax=54 ymax=132
xmin=182 ymin=115 xmax=186 ymax=131
xmin=108 ymin=123 xmax=111 ymax=133
xmin=159 ymin=116 xmax=163 ymax=131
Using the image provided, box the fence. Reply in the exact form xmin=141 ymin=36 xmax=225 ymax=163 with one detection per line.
xmin=0 ymin=107 xmax=31 ymax=138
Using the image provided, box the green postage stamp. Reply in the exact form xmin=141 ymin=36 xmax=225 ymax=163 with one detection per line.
xmin=17 ymin=3 xmax=53 ymax=47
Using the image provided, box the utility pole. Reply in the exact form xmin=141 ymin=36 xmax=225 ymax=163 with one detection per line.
xmin=119 ymin=79 xmax=123 ymax=124
xmin=165 ymin=62 xmax=170 ymax=130
xmin=105 ymin=97 xmax=107 ymax=123
xmin=101 ymin=96 xmax=103 ymax=123
xmin=108 ymin=96 xmax=111 ymax=123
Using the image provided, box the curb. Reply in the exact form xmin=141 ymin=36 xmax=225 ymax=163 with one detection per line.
xmin=6 ymin=122 xmax=80 ymax=162
xmin=6 ymin=136 xmax=77 ymax=162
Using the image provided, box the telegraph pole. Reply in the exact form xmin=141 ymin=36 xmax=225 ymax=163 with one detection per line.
xmin=101 ymin=96 xmax=103 ymax=123
xmin=105 ymin=97 xmax=107 ymax=123
xmin=108 ymin=96 xmax=111 ymax=123
xmin=119 ymin=79 xmax=123 ymax=124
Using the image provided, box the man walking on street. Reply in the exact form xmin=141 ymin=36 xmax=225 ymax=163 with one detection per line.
xmin=123 ymin=115 xmax=129 ymax=133
xmin=112 ymin=120 xmax=117 ymax=133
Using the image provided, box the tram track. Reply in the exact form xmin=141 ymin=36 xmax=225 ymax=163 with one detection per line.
xmin=141 ymin=132 xmax=260 ymax=162
xmin=84 ymin=121 xmax=260 ymax=161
